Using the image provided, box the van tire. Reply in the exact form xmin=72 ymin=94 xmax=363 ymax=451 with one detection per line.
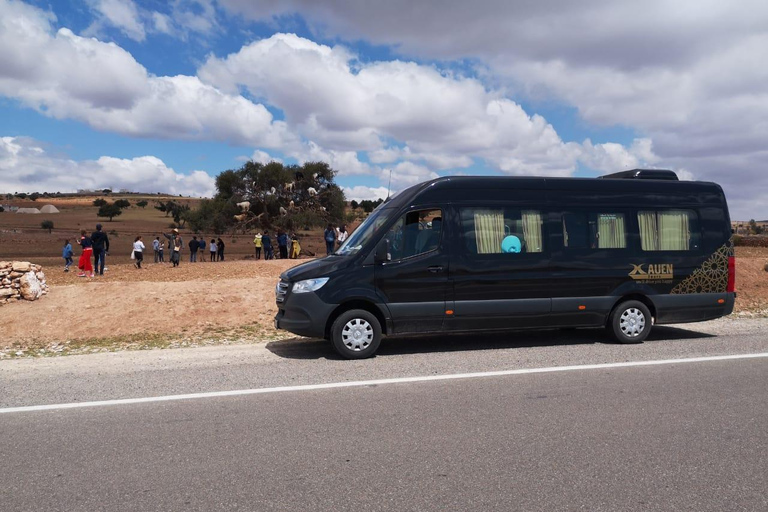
xmin=331 ymin=309 xmax=382 ymax=359
xmin=607 ymin=300 xmax=652 ymax=344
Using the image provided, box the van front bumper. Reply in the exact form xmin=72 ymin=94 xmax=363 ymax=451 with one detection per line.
xmin=275 ymin=292 xmax=336 ymax=339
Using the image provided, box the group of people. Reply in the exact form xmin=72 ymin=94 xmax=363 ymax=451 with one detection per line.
xmin=62 ymin=223 xmax=110 ymax=277
xmin=62 ymin=223 xmax=353 ymax=276
xmin=147 ymin=229 xmax=228 ymax=267
xmin=324 ymin=224 xmax=348 ymax=255
xmin=252 ymin=230 xmax=301 ymax=260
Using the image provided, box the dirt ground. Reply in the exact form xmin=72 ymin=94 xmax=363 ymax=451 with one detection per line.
xmin=1 ymin=197 xmax=767 ymax=358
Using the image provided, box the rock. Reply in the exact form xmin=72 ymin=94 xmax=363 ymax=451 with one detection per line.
xmin=10 ymin=271 xmax=24 ymax=279
xmin=19 ymin=271 xmax=44 ymax=301
xmin=12 ymin=262 xmax=31 ymax=272
xmin=764 ymin=262 xmax=768 ymax=272
xmin=0 ymin=288 xmax=13 ymax=297
xmin=36 ymin=272 xmax=45 ymax=281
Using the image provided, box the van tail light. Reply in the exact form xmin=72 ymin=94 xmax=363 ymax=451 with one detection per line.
xmin=727 ymin=256 xmax=736 ymax=293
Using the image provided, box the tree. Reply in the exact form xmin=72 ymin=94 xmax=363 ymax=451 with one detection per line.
xmin=40 ymin=220 xmax=54 ymax=233
xmin=748 ymin=219 xmax=764 ymax=235
xmin=97 ymin=203 xmax=122 ymax=221
xmin=350 ymin=200 xmax=359 ymax=210
xmin=29 ymin=192 xmax=40 ymax=201
xmin=114 ymin=199 xmax=131 ymax=209
xmin=191 ymin=159 xmax=347 ymax=232
xmin=93 ymin=198 xmax=107 ymax=207
xmin=136 ymin=200 xmax=148 ymax=209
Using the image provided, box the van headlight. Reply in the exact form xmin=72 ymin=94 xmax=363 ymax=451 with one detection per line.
xmin=292 ymin=277 xmax=329 ymax=294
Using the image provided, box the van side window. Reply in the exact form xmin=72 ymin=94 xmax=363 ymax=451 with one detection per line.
xmin=386 ymin=209 xmax=442 ymax=260
xmin=638 ymin=210 xmax=700 ymax=251
xmin=563 ymin=212 xmax=627 ymax=249
xmin=460 ymin=208 xmax=543 ymax=255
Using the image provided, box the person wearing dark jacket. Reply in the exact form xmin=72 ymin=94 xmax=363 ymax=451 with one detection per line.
xmin=262 ymin=231 xmax=273 ymax=260
xmin=216 ymin=238 xmax=225 ymax=261
xmin=189 ymin=236 xmax=199 ymax=262
xmin=91 ymin=223 xmax=110 ymax=275
xmin=277 ymin=230 xmax=289 ymax=259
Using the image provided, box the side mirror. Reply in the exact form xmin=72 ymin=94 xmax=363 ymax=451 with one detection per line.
xmin=374 ymin=239 xmax=390 ymax=263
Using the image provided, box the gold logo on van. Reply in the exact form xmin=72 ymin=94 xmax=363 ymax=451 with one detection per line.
xmin=629 ymin=263 xmax=674 ymax=280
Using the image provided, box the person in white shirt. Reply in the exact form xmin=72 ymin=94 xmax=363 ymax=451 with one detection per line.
xmin=133 ymin=236 xmax=146 ymax=269
xmin=337 ymin=225 xmax=348 ymax=247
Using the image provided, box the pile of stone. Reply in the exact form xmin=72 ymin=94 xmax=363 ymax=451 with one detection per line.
xmin=0 ymin=262 xmax=48 ymax=305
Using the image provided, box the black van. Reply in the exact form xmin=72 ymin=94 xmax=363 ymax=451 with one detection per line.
xmin=275 ymin=171 xmax=735 ymax=359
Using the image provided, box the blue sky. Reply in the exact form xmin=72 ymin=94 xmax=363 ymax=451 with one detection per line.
xmin=1 ymin=0 xmax=766 ymax=219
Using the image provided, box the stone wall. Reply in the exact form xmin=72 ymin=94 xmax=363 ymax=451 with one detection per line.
xmin=0 ymin=262 xmax=48 ymax=305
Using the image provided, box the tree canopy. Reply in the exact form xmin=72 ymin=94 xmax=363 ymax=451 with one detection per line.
xmin=185 ymin=160 xmax=346 ymax=234
xmin=97 ymin=203 xmax=122 ymax=221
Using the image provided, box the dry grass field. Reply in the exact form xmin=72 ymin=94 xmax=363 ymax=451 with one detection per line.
xmin=1 ymin=196 xmax=766 ymax=358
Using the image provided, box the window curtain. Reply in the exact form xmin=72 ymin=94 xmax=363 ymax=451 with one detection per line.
xmin=522 ymin=210 xmax=543 ymax=252
xmin=474 ymin=210 xmax=505 ymax=254
xmin=597 ymin=214 xmax=626 ymax=249
xmin=659 ymin=211 xmax=690 ymax=250
xmin=638 ymin=211 xmax=659 ymax=251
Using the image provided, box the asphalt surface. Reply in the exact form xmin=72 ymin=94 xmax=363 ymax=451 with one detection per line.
xmin=1 ymin=317 xmax=767 ymax=511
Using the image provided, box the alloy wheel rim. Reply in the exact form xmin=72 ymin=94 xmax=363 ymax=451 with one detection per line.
xmin=620 ymin=308 xmax=646 ymax=337
xmin=341 ymin=318 xmax=373 ymax=351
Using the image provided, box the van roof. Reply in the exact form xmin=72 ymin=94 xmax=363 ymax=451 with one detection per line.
xmin=382 ymin=174 xmax=724 ymax=210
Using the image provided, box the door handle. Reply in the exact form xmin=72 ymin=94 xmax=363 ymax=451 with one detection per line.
xmin=427 ymin=265 xmax=444 ymax=273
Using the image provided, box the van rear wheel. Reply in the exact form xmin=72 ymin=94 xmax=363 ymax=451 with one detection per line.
xmin=331 ymin=309 xmax=382 ymax=359
xmin=608 ymin=300 xmax=652 ymax=344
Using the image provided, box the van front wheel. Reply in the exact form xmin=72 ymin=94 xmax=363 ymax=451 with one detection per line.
xmin=608 ymin=300 xmax=652 ymax=344
xmin=331 ymin=309 xmax=382 ymax=359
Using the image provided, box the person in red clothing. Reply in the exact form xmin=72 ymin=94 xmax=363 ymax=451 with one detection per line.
xmin=77 ymin=230 xmax=94 ymax=277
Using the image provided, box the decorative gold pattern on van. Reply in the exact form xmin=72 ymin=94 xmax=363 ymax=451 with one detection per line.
xmin=670 ymin=239 xmax=734 ymax=295
xmin=629 ymin=263 xmax=674 ymax=281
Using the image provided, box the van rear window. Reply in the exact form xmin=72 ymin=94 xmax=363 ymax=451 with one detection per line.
xmin=638 ymin=210 xmax=700 ymax=251
xmin=460 ymin=208 xmax=543 ymax=255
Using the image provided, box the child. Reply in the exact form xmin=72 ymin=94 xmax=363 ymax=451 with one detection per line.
xmin=77 ymin=230 xmax=94 ymax=277
xmin=62 ymin=239 xmax=73 ymax=271
xmin=133 ymin=235 xmax=145 ymax=269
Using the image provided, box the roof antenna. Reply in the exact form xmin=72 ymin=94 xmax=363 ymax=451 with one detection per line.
xmin=386 ymin=168 xmax=392 ymax=200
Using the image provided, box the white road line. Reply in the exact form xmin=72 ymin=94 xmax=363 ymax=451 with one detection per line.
xmin=2 ymin=352 xmax=767 ymax=415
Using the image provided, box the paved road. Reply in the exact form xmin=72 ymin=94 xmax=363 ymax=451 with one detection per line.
xmin=1 ymin=318 xmax=767 ymax=511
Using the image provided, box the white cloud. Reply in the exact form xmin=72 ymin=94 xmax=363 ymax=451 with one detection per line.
xmin=84 ymin=0 xmax=146 ymax=42
xmin=199 ymin=33 xmax=637 ymax=180
xmin=0 ymin=1 xmax=292 ymax=148
xmin=578 ymin=138 xmax=660 ymax=173
xmin=342 ymin=186 xmax=390 ymax=202
xmin=0 ymin=136 xmax=215 ymax=197
xmin=289 ymin=141 xmax=374 ymax=176
xmin=249 ymin=149 xmax=282 ymax=165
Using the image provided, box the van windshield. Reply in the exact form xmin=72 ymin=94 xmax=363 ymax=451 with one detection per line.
xmin=336 ymin=207 xmax=393 ymax=256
